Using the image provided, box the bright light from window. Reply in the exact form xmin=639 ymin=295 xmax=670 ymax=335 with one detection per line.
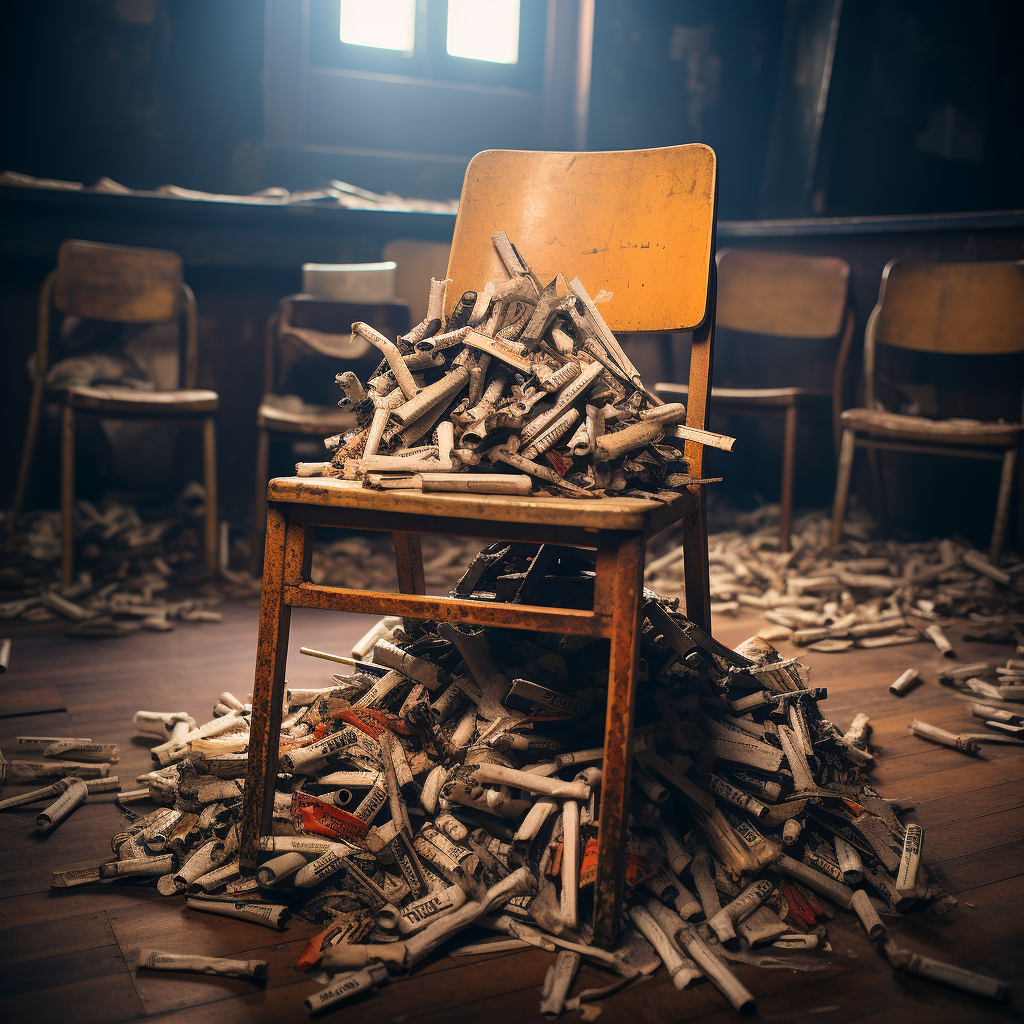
xmin=339 ymin=0 xmax=416 ymax=52
xmin=446 ymin=0 xmax=520 ymax=64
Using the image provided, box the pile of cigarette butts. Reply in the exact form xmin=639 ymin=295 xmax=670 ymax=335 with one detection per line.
xmin=646 ymin=506 xmax=1024 ymax=655
xmin=296 ymin=230 xmax=733 ymax=498
xmin=899 ymin=657 xmax=1024 ymax=754
xmin=0 ymin=494 xmax=260 ymax=638
xmin=9 ymin=542 xmax=1008 ymax=1016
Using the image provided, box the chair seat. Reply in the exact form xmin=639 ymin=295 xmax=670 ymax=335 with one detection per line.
xmin=268 ymin=476 xmax=692 ymax=534
xmin=840 ymin=407 xmax=1023 ymax=447
xmin=258 ymin=397 xmax=357 ymax=435
xmin=66 ymin=385 xmax=218 ymax=415
xmin=656 ymin=382 xmax=830 ymax=408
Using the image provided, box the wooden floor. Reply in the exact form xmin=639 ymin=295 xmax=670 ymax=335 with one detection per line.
xmin=0 ymin=601 xmax=1022 ymax=1024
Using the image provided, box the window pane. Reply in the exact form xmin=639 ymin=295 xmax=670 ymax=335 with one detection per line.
xmin=446 ymin=0 xmax=520 ymax=64
xmin=340 ymin=0 xmax=416 ymax=52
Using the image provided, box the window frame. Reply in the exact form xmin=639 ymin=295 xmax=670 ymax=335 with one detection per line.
xmin=308 ymin=0 xmax=546 ymax=91
xmin=265 ymin=0 xmax=594 ymax=172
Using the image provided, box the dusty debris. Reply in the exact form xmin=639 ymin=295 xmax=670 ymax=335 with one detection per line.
xmin=0 ymin=492 xmax=261 ymax=638
xmin=645 ymin=505 xmax=1024 ymax=654
xmin=26 ymin=541 xmax=1007 ymax=1015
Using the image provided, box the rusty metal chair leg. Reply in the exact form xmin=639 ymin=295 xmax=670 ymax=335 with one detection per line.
xmin=393 ymin=532 xmax=426 ymax=594
xmin=240 ymin=503 xmax=294 ymax=871
xmin=830 ymin=428 xmax=856 ymax=547
xmin=592 ymin=532 xmax=645 ymax=949
xmin=251 ymin=428 xmax=270 ymax=575
xmin=865 ymin=446 xmax=887 ymax=533
xmin=203 ymin=415 xmax=219 ymax=575
xmin=779 ymin=404 xmax=798 ymax=552
xmin=681 ymin=486 xmax=712 ymax=633
xmin=990 ymin=446 xmax=1017 ymax=565
xmin=60 ymin=404 xmax=75 ymax=587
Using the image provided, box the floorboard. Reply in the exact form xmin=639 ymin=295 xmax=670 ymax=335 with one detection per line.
xmin=0 ymin=599 xmax=1020 ymax=1023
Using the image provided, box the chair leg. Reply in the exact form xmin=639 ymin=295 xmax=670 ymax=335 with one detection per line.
xmin=240 ymin=503 xmax=294 ymax=871
xmin=11 ymin=373 xmax=46 ymax=524
xmin=830 ymin=428 xmax=856 ymax=547
xmin=681 ymin=487 xmax=711 ymax=632
xmin=251 ymin=428 xmax=270 ymax=575
xmin=779 ymin=404 xmax=798 ymax=552
xmin=990 ymin=447 xmax=1017 ymax=565
xmin=393 ymin=532 xmax=425 ymax=594
xmin=592 ymin=532 xmax=645 ymax=949
xmin=203 ymin=416 xmax=219 ymax=575
xmin=866 ymin=447 xmax=887 ymax=532
xmin=61 ymin=405 xmax=75 ymax=587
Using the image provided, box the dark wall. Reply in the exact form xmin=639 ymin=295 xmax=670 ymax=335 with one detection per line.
xmin=586 ymin=0 xmax=1024 ymax=219
xmin=819 ymin=0 xmax=1024 ymax=216
xmin=587 ymin=0 xmax=785 ymax=220
xmin=1 ymin=0 xmax=264 ymax=194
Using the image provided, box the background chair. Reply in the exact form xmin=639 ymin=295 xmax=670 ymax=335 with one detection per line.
xmin=11 ymin=239 xmax=219 ymax=585
xmin=241 ymin=144 xmax=720 ymax=950
xmin=831 ymin=259 xmax=1024 ymax=562
xmin=382 ymin=239 xmax=452 ymax=324
xmin=657 ymin=249 xmax=853 ymax=550
xmin=252 ymin=295 xmax=410 ymax=569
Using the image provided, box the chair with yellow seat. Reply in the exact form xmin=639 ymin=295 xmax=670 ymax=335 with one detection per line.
xmin=240 ymin=144 xmax=720 ymax=947
xmin=11 ymin=239 xmax=219 ymax=584
xmin=831 ymin=259 xmax=1024 ymax=562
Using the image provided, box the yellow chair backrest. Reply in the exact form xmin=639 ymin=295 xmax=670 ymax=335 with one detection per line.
xmin=716 ymin=249 xmax=849 ymax=339
xmin=871 ymin=260 xmax=1024 ymax=356
xmin=446 ymin=146 xmax=717 ymax=333
xmin=55 ymin=239 xmax=183 ymax=323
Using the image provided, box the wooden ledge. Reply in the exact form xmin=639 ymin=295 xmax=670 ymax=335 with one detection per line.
xmin=267 ymin=476 xmax=692 ymax=534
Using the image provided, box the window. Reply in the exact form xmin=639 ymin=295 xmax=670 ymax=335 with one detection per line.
xmin=339 ymin=0 xmax=416 ymax=53
xmin=307 ymin=0 xmax=543 ymax=88
xmin=265 ymin=0 xmax=593 ymax=197
xmin=446 ymin=0 xmax=520 ymax=65
xmin=334 ymin=0 xmax=522 ymax=66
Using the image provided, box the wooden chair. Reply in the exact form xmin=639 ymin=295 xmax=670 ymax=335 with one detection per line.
xmin=11 ymin=239 xmax=219 ymax=585
xmin=656 ymin=249 xmax=853 ymax=550
xmin=240 ymin=144 xmax=719 ymax=948
xmin=382 ymin=239 xmax=453 ymax=325
xmin=252 ymin=295 xmax=409 ymax=570
xmin=831 ymin=259 xmax=1024 ymax=562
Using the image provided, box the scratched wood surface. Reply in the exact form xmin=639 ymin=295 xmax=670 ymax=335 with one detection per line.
xmin=0 ymin=602 xmax=1021 ymax=1023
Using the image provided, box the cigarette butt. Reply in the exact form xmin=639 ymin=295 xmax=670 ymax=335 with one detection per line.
xmin=36 ymin=778 xmax=88 ymax=831
xmin=304 ymin=963 xmax=390 ymax=1014
xmin=136 ymin=949 xmax=268 ymax=982
xmin=962 ymin=550 xmax=1011 ymax=586
xmin=885 ymin=941 xmax=1008 ymax=1000
xmin=51 ymin=864 xmax=104 ymax=888
xmin=924 ymin=624 xmax=955 ymax=658
xmin=889 ymin=668 xmax=921 ymax=695
xmin=834 ymin=836 xmax=864 ymax=885
xmin=674 ymin=921 xmax=755 ymax=1013
xmin=186 ymin=898 xmax=291 ymax=929
xmin=256 ymin=852 xmax=309 ymax=886
xmin=911 ymin=719 xmax=980 ymax=754
xmin=895 ymin=824 xmax=923 ymax=897
xmin=118 ymin=788 xmax=152 ymax=805
xmin=851 ymin=888 xmax=886 ymax=939
xmin=0 ymin=637 xmax=10 ymax=671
